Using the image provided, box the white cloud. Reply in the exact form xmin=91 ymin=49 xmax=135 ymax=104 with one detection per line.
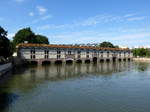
xmin=124 ymin=13 xmax=136 ymax=17
xmin=112 ymin=33 xmax=150 ymax=41
xmin=37 ymin=6 xmax=47 ymax=15
xmin=29 ymin=12 xmax=34 ymax=16
xmin=32 ymin=15 xmax=52 ymax=24
xmin=127 ymin=16 xmax=146 ymax=21
xmin=36 ymin=14 xmax=123 ymax=30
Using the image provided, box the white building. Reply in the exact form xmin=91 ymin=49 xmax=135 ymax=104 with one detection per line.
xmin=17 ymin=43 xmax=133 ymax=65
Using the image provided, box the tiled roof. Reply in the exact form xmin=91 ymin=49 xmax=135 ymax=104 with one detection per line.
xmin=17 ymin=43 xmax=130 ymax=51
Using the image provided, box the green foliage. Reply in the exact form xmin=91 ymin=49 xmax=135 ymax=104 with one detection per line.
xmin=13 ymin=28 xmax=36 ymax=45
xmin=132 ymin=48 xmax=150 ymax=57
xmin=13 ymin=27 xmax=49 ymax=45
xmin=0 ymin=26 xmax=12 ymax=59
xmin=99 ymin=41 xmax=117 ymax=48
xmin=36 ymin=35 xmax=49 ymax=44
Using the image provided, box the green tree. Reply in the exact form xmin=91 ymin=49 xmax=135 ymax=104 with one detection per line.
xmin=13 ymin=28 xmax=36 ymax=45
xmin=132 ymin=48 xmax=150 ymax=57
xmin=13 ymin=28 xmax=49 ymax=45
xmin=0 ymin=26 xmax=12 ymax=59
xmin=36 ymin=35 xmax=49 ymax=44
xmin=99 ymin=41 xmax=116 ymax=48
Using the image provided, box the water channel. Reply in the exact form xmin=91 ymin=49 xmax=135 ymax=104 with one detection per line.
xmin=0 ymin=61 xmax=150 ymax=112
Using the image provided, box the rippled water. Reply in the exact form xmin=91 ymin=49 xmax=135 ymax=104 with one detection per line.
xmin=0 ymin=62 xmax=150 ymax=112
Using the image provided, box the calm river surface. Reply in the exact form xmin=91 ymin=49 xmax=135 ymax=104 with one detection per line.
xmin=0 ymin=62 xmax=150 ymax=112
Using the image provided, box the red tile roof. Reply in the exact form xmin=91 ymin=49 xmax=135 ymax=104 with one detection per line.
xmin=17 ymin=43 xmax=130 ymax=51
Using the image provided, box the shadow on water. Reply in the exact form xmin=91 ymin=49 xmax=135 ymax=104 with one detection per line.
xmin=0 ymin=92 xmax=19 ymax=112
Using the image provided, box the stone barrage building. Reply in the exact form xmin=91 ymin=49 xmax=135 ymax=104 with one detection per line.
xmin=17 ymin=44 xmax=133 ymax=65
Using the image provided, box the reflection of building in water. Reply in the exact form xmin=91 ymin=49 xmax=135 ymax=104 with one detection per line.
xmin=17 ymin=44 xmax=133 ymax=65
xmin=21 ymin=62 xmax=132 ymax=82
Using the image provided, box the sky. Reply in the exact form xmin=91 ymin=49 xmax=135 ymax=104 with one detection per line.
xmin=0 ymin=0 xmax=150 ymax=47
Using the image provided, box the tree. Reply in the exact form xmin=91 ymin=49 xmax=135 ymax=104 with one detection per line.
xmin=13 ymin=28 xmax=49 ymax=45
xmin=132 ymin=48 xmax=150 ymax=57
xmin=99 ymin=41 xmax=116 ymax=48
xmin=0 ymin=26 xmax=12 ymax=59
xmin=13 ymin=28 xmax=36 ymax=45
xmin=36 ymin=35 xmax=49 ymax=44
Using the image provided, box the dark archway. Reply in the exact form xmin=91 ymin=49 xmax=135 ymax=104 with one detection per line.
xmin=55 ymin=60 xmax=62 ymax=64
xmin=106 ymin=59 xmax=110 ymax=62
xmin=76 ymin=60 xmax=82 ymax=63
xmin=93 ymin=57 xmax=97 ymax=63
xmin=85 ymin=59 xmax=90 ymax=63
xmin=100 ymin=59 xmax=104 ymax=63
xmin=42 ymin=61 xmax=51 ymax=65
xmin=30 ymin=61 xmax=38 ymax=65
xmin=128 ymin=58 xmax=131 ymax=61
xmin=123 ymin=58 xmax=126 ymax=61
xmin=118 ymin=58 xmax=122 ymax=62
xmin=112 ymin=57 xmax=116 ymax=62
xmin=66 ymin=60 xmax=73 ymax=64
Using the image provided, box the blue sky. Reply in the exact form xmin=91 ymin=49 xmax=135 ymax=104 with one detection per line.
xmin=0 ymin=0 xmax=150 ymax=47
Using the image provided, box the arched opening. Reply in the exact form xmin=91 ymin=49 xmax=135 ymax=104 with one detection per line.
xmin=93 ymin=57 xmax=97 ymax=63
xmin=30 ymin=61 xmax=38 ymax=65
xmin=55 ymin=60 xmax=62 ymax=64
xmin=42 ymin=61 xmax=51 ymax=65
xmin=128 ymin=58 xmax=131 ymax=61
xmin=66 ymin=60 xmax=73 ymax=64
xmin=100 ymin=59 xmax=104 ymax=63
xmin=106 ymin=59 xmax=110 ymax=62
xmin=112 ymin=57 xmax=116 ymax=62
xmin=123 ymin=58 xmax=126 ymax=61
xmin=76 ymin=60 xmax=82 ymax=63
xmin=118 ymin=58 xmax=122 ymax=62
xmin=85 ymin=59 xmax=90 ymax=63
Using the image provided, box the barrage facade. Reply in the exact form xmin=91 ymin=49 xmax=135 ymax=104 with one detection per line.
xmin=17 ymin=44 xmax=133 ymax=65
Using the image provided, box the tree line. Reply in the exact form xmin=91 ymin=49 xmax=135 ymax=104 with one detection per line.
xmin=132 ymin=48 xmax=150 ymax=58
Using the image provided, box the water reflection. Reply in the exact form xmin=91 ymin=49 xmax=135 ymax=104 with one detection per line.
xmin=135 ymin=62 xmax=150 ymax=72
xmin=1 ymin=61 xmax=150 ymax=112
xmin=23 ymin=62 xmax=132 ymax=82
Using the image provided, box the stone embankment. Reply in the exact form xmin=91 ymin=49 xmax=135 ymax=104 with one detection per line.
xmin=133 ymin=58 xmax=150 ymax=62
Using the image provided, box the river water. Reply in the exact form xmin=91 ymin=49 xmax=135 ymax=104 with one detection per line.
xmin=0 ymin=62 xmax=150 ymax=112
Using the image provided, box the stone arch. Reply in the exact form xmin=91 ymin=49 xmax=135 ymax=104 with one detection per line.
xmin=66 ymin=60 xmax=73 ymax=64
xmin=118 ymin=58 xmax=122 ymax=62
xmin=93 ymin=57 xmax=97 ymax=63
xmin=85 ymin=59 xmax=91 ymax=63
xmin=123 ymin=58 xmax=126 ymax=61
xmin=30 ymin=61 xmax=38 ymax=65
xmin=55 ymin=60 xmax=62 ymax=64
xmin=42 ymin=61 xmax=51 ymax=65
xmin=76 ymin=59 xmax=82 ymax=63
xmin=112 ymin=57 xmax=116 ymax=62
xmin=106 ymin=59 xmax=110 ymax=62
xmin=100 ymin=59 xmax=104 ymax=63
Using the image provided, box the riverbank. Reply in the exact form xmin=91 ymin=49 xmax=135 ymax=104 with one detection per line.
xmin=133 ymin=58 xmax=150 ymax=62
xmin=0 ymin=63 xmax=12 ymax=76
xmin=0 ymin=57 xmax=26 ymax=77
